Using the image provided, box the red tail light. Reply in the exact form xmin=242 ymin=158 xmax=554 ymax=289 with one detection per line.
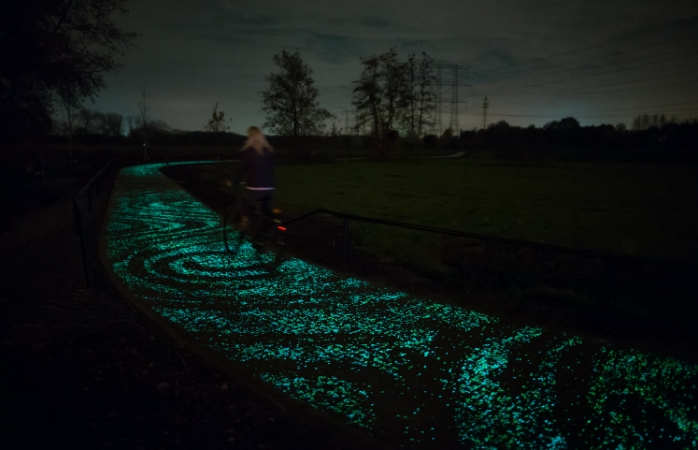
xmin=277 ymin=226 xmax=286 ymax=231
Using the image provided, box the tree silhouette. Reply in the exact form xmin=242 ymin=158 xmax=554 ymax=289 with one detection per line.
xmin=352 ymin=48 xmax=443 ymax=158
xmin=261 ymin=50 xmax=334 ymax=136
xmin=403 ymin=52 xmax=436 ymax=138
xmin=631 ymin=113 xmax=678 ymax=131
xmin=204 ymin=103 xmax=230 ymax=133
xmin=352 ymin=48 xmax=410 ymax=138
xmin=136 ymin=84 xmax=150 ymax=160
xmin=102 ymin=113 xmax=124 ymax=137
xmin=544 ymin=117 xmax=580 ymax=131
xmin=63 ymin=101 xmax=76 ymax=158
xmin=352 ymin=54 xmax=383 ymax=136
xmin=77 ymin=108 xmax=100 ymax=134
xmin=0 ymin=0 xmax=135 ymax=145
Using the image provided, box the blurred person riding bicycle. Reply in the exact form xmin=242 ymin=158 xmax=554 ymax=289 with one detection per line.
xmin=226 ymin=126 xmax=275 ymax=232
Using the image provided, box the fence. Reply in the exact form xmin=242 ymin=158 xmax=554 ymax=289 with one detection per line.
xmin=281 ymin=207 xmax=692 ymax=268
xmin=73 ymin=158 xmax=117 ymax=288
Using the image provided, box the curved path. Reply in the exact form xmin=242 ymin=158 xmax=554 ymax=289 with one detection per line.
xmin=102 ymin=163 xmax=698 ymax=449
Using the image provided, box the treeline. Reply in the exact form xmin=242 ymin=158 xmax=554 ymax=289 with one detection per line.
xmin=47 ymin=127 xmax=246 ymax=148
xmin=44 ymin=113 xmax=698 ymax=164
xmin=53 ymin=107 xmax=168 ymax=143
xmin=456 ymin=116 xmax=698 ymax=163
xmin=49 ymin=106 xmax=244 ymax=147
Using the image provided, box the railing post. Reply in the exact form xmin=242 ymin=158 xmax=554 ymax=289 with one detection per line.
xmin=71 ymin=158 xmax=116 ymax=289
xmin=74 ymin=200 xmax=91 ymax=288
xmin=343 ymin=217 xmax=350 ymax=265
xmin=72 ymin=198 xmax=81 ymax=236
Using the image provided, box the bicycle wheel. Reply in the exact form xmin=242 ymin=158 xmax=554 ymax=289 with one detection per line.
xmin=254 ymin=216 xmax=289 ymax=274
xmin=222 ymin=204 xmax=244 ymax=257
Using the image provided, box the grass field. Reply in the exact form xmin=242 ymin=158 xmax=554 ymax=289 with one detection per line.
xmin=195 ymin=157 xmax=698 ymax=267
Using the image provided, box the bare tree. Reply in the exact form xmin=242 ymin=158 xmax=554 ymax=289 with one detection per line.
xmin=328 ymin=122 xmax=342 ymax=136
xmin=204 ymin=103 xmax=228 ymax=133
xmin=352 ymin=47 xmax=407 ymax=139
xmin=136 ymin=84 xmax=150 ymax=160
xmin=93 ymin=111 xmax=109 ymax=134
xmin=77 ymin=108 xmax=100 ymax=134
xmin=383 ymin=50 xmax=408 ymax=135
xmin=404 ymin=54 xmax=420 ymax=138
xmin=126 ymin=115 xmax=135 ymax=137
xmin=149 ymin=119 xmax=171 ymax=135
xmin=352 ymin=54 xmax=382 ymax=136
xmin=402 ymin=52 xmax=436 ymax=156
xmin=631 ymin=113 xmax=677 ymax=131
xmin=103 ymin=113 xmax=124 ymax=136
xmin=62 ymin=100 xmax=77 ymax=165
xmin=204 ymin=102 xmax=230 ymax=147
xmin=415 ymin=53 xmax=436 ymax=138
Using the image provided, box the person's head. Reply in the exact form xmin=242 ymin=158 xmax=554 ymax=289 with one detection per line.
xmin=247 ymin=126 xmax=262 ymax=139
xmin=243 ymin=126 xmax=273 ymax=154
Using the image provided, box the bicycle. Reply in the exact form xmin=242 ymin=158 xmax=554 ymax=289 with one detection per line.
xmin=221 ymin=190 xmax=287 ymax=273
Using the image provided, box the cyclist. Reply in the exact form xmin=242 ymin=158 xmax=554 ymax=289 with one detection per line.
xmin=227 ymin=126 xmax=275 ymax=232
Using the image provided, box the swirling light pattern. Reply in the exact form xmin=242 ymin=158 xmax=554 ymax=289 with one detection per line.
xmin=104 ymin=163 xmax=698 ymax=449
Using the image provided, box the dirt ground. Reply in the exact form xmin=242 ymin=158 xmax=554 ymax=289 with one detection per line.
xmin=0 ymin=164 xmax=381 ymax=450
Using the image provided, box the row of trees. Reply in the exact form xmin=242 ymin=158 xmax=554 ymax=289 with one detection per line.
xmin=456 ymin=117 xmax=698 ymax=162
xmin=630 ymin=113 xmax=683 ymax=131
xmin=352 ymin=48 xmax=436 ymax=139
xmin=260 ymin=48 xmax=437 ymax=141
xmin=51 ymin=95 xmax=229 ymax=144
xmin=52 ymin=107 xmax=171 ymax=139
xmin=54 ymin=107 xmax=124 ymax=137
xmin=260 ymin=49 xmax=697 ymax=145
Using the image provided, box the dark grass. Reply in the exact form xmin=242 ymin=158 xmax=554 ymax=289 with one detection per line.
xmin=0 ymin=157 xmax=100 ymax=231
xmin=190 ymin=157 xmax=698 ymax=264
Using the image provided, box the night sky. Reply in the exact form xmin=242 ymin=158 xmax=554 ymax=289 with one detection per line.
xmin=90 ymin=0 xmax=698 ymax=134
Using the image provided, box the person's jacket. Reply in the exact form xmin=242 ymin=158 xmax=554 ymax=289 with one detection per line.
xmin=234 ymin=146 xmax=275 ymax=188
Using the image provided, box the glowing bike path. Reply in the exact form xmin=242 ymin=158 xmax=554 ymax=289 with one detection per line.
xmin=102 ymin=163 xmax=697 ymax=449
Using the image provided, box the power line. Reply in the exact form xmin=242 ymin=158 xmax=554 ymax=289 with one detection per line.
xmin=330 ymin=17 xmax=698 ymax=129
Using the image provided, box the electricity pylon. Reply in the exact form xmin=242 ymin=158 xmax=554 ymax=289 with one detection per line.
xmin=482 ymin=95 xmax=489 ymax=129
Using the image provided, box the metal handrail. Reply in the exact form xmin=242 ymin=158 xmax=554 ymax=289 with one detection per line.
xmin=73 ymin=158 xmax=117 ymax=287
xmin=282 ymin=208 xmax=696 ymax=268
